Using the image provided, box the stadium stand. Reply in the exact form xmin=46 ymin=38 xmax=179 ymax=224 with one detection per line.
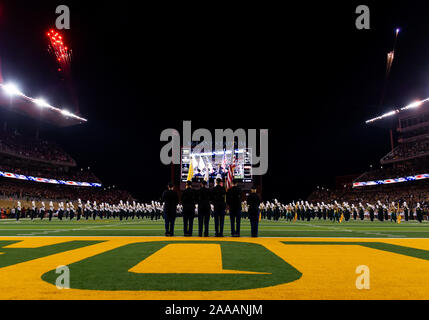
xmin=0 ymin=129 xmax=76 ymax=166
xmin=0 ymin=123 xmax=133 ymax=213
xmin=309 ymin=101 xmax=429 ymax=207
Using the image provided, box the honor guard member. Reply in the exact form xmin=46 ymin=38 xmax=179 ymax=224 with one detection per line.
xmin=48 ymin=201 xmax=54 ymax=221
xmin=416 ymin=203 xmax=423 ymax=223
xmin=211 ymin=178 xmax=227 ymax=237
xmin=77 ymin=199 xmax=83 ymax=220
xmin=161 ymin=183 xmax=179 ymax=236
xmin=403 ymin=202 xmax=409 ymax=221
xmin=197 ymin=180 xmax=211 ymax=237
xmin=58 ymin=202 xmax=64 ymax=220
xmin=181 ymin=180 xmax=196 ymax=237
xmin=16 ymin=201 xmax=21 ymax=221
xmin=247 ymin=186 xmax=261 ymax=237
xmin=31 ymin=201 xmax=36 ymax=220
xmin=226 ymin=179 xmax=242 ymax=237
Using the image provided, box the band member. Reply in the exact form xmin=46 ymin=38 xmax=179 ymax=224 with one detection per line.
xmin=31 ymin=201 xmax=36 ymax=221
xmin=69 ymin=202 xmax=75 ymax=220
xmin=77 ymin=199 xmax=83 ymax=220
xmin=40 ymin=202 xmax=46 ymax=220
xmin=359 ymin=203 xmax=365 ymax=221
xmin=58 ymin=202 xmax=64 ymax=221
xmin=368 ymin=203 xmax=375 ymax=222
xmin=48 ymin=201 xmax=54 ymax=221
xmin=416 ymin=203 xmax=423 ymax=223
xmin=403 ymin=202 xmax=409 ymax=221
xmin=162 ymin=183 xmax=179 ymax=236
xmin=85 ymin=200 xmax=92 ymax=220
xmin=16 ymin=201 xmax=21 ymax=221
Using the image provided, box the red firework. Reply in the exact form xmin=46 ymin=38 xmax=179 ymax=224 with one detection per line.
xmin=46 ymin=29 xmax=72 ymax=72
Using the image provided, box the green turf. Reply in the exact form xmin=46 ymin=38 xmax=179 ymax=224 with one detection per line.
xmin=282 ymin=241 xmax=429 ymax=261
xmin=0 ymin=240 xmax=101 ymax=268
xmin=41 ymin=241 xmax=302 ymax=291
xmin=0 ymin=218 xmax=428 ymax=238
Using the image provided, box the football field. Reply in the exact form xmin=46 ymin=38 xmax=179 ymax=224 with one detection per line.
xmin=0 ymin=218 xmax=429 ymax=300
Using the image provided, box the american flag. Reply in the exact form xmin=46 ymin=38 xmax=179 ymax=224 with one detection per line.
xmin=226 ymin=161 xmax=236 ymax=190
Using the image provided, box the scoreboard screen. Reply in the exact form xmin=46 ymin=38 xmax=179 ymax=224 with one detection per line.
xmin=181 ymin=148 xmax=253 ymax=183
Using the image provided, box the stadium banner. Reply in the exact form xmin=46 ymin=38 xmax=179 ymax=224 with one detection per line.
xmin=353 ymin=173 xmax=429 ymax=188
xmin=0 ymin=170 xmax=102 ymax=187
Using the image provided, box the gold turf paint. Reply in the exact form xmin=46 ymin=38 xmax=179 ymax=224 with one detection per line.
xmin=0 ymin=237 xmax=428 ymax=300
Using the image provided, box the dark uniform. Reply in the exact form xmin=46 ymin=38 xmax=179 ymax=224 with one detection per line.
xmin=162 ymin=188 xmax=179 ymax=236
xmin=247 ymin=192 xmax=260 ymax=237
xmin=211 ymin=183 xmax=227 ymax=237
xmin=197 ymin=185 xmax=211 ymax=237
xmin=181 ymin=186 xmax=195 ymax=236
xmin=226 ymin=185 xmax=242 ymax=237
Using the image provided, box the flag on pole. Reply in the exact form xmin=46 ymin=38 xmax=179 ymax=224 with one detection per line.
xmin=397 ymin=203 xmax=402 ymax=224
xmin=187 ymin=157 xmax=194 ymax=182
xmin=226 ymin=162 xmax=236 ymax=190
xmin=204 ymin=167 xmax=209 ymax=182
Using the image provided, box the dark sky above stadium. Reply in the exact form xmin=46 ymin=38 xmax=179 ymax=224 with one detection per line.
xmin=1 ymin=1 xmax=429 ymax=201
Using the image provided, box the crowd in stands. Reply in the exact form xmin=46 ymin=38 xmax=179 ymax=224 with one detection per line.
xmin=0 ymin=178 xmax=133 ymax=203
xmin=0 ymin=130 xmax=75 ymax=165
xmin=308 ymin=179 xmax=429 ymax=209
xmin=382 ymin=139 xmax=429 ymax=163
xmin=0 ymin=164 xmax=101 ymax=183
xmin=357 ymin=163 xmax=428 ymax=182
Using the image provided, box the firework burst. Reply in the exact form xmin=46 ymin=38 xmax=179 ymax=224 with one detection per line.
xmin=46 ymin=29 xmax=72 ymax=73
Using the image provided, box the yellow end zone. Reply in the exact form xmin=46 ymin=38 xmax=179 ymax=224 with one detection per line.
xmin=0 ymin=236 xmax=429 ymax=300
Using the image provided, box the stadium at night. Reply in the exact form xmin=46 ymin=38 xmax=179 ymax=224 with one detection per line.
xmin=1 ymin=0 xmax=429 ymax=313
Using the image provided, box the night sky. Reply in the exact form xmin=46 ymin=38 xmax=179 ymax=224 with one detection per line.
xmin=1 ymin=1 xmax=429 ymax=201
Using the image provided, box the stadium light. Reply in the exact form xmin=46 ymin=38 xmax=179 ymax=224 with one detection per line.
xmin=2 ymin=83 xmax=23 ymax=96
xmin=61 ymin=109 xmax=73 ymax=117
xmin=33 ymin=98 xmax=50 ymax=108
xmin=366 ymin=97 xmax=429 ymax=124
xmin=0 ymin=78 xmax=88 ymax=123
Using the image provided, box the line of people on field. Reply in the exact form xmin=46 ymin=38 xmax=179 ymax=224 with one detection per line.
xmin=162 ymin=178 xmax=261 ymax=237
xmin=257 ymin=200 xmax=426 ymax=223
xmin=11 ymin=199 xmax=164 ymax=221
